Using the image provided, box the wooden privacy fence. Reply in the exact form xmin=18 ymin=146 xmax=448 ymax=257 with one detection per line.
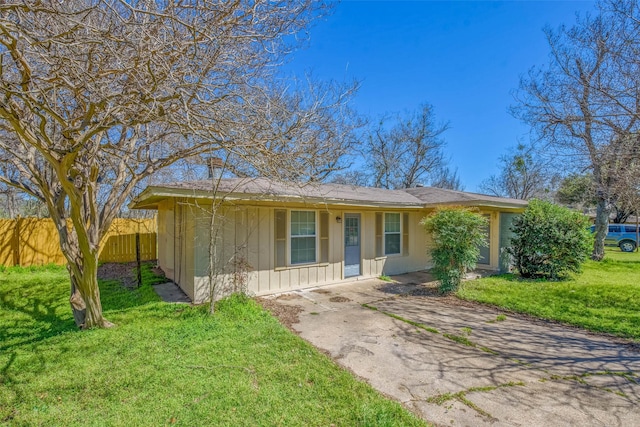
xmin=0 ymin=217 xmax=157 ymax=267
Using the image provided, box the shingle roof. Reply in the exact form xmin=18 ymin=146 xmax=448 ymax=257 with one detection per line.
xmin=131 ymin=178 xmax=527 ymax=210
xmin=402 ymin=186 xmax=528 ymax=208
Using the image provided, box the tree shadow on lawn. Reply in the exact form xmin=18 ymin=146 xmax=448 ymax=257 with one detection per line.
xmin=0 ymin=286 xmax=76 ymax=352
xmin=0 ymin=274 xmax=162 ymax=352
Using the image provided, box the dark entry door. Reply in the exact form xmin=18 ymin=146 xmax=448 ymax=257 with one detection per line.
xmin=344 ymin=214 xmax=361 ymax=278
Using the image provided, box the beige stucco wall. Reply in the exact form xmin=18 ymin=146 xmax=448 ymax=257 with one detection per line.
xmin=155 ymin=199 xmax=516 ymax=303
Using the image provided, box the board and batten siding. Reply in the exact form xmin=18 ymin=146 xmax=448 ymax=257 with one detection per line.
xmin=154 ymin=202 xmax=431 ymax=303
xmin=191 ymin=205 xmax=345 ymax=302
xmin=360 ymin=211 xmax=429 ymax=277
xmin=156 ymin=200 xmax=175 ymax=281
xmin=154 ymin=200 xmax=516 ymax=304
xmin=157 ymin=198 xmax=196 ymax=299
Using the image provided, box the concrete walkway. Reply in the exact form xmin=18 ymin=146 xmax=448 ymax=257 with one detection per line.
xmin=266 ymin=273 xmax=640 ymax=427
xmin=153 ymin=281 xmax=191 ymax=303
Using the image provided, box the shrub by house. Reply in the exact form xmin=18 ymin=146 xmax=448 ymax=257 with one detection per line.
xmin=421 ymin=207 xmax=488 ymax=293
xmin=507 ymin=199 xmax=592 ymax=279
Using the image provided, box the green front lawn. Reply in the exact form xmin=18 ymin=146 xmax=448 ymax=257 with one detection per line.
xmin=0 ymin=264 xmax=425 ymax=426
xmin=458 ymin=250 xmax=640 ymax=340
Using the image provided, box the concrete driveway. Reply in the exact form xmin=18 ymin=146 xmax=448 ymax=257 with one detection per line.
xmin=263 ymin=272 xmax=640 ymax=427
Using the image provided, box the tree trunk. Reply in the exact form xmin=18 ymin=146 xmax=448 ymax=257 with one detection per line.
xmin=612 ymin=206 xmax=632 ymax=224
xmin=67 ymin=253 xmax=113 ymax=329
xmin=591 ymin=196 xmax=610 ymax=261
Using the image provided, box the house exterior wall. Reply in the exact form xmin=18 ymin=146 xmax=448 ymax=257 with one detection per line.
xmin=482 ymin=210 xmax=501 ymax=271
xmin=157 ymin=200 xmax=175 ymax=281
xmin=157 ymin=198 xmax=196 ymax=299
xmin=486 ymin=209 xmax=518 ymax=271
xmin=173 ymin=202 xmax=429 ymax=303
xmin=155 ymin=199 xmax=517 ymax=303
xmin=178 ymin=201 xmax=196 ymax=300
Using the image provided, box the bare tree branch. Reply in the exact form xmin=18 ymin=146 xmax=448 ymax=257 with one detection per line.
xmin=364 ymin=104 xmax=450 ymax=189
xmin=0 ymin=0 xmax=356 ymax=328
xmin=512 ymin=1 xmax=640 ymax=259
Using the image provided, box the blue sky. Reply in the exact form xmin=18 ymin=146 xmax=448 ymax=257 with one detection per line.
xmin=285 ymin=0 xmax=596 ymax=191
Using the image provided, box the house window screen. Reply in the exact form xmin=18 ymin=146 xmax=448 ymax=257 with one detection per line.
xmin=384 ymin=213 xmax=401 ymax=255
xmin=291 ymin=211 xmax=316 ymax=264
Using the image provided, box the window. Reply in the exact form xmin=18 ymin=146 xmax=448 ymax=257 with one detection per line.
xmin=290 ymin=211 xmax=316 ymax=264
xmin=625 ymin=226 xmax=638 ymax=233
xmin=609 ymin=225 xmax=622 ymax=233
xmin=384 ymin=213 xmax=401 ymax=255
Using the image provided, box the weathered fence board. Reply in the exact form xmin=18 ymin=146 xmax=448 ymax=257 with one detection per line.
xmin=0 ymin=218 xmax=157 ymax=266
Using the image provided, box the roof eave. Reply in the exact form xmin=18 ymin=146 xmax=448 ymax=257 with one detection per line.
xmin=422 ymin=200 xmax=527 ymax=210
xmin=129 ymin=186 xmax=425 ymax=210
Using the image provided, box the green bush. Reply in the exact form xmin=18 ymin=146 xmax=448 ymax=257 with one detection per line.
xmin=421 ymin=207 xmax=488 ymax=293
xmin=507 ymin=199 xmax=592 ymax=279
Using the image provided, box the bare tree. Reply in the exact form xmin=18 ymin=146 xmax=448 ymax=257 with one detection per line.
xmin=513 ymin=1 xmax=640 ymax=259
xmin=0 ymin=1 xmax=356 ymax=328
xmin=479 ymin=144 xmax=555 ymax=200
xmin=0 ymin=152 xmax=50 ymax=218
xmin=0 ymin=158 xmax=18 ymax=218
xmin=612 ymin=147 xmax=640 ymax=251
xmin=606 ymin=133 xmax=640 ymax=223
xmin=329 ymin=170 xmax=371 ymax=187
xmin=430 ymin=166 xmax=464 ymax=191
xmin=365 ymin=104 xmax=450 ymax=189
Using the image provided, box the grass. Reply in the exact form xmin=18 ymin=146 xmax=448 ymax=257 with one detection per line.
xmin=426 ymin=381 xmax=525 ymax=419
xmin=458 ymin=250 xmax=640 ymax=341
xmin=0 ymin=265 xmax=426 ymax=426
xmin=362 ymin=303 xmax=440 ymax=334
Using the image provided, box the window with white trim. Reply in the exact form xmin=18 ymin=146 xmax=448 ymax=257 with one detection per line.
xmin=290 ymin=210 xmax=316 ymax=264
xmin=384 ymin=213 xmax=401 ymax=255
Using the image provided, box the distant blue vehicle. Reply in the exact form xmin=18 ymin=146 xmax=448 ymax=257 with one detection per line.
xmin=590 ymin=224 xmax=638 ymax=252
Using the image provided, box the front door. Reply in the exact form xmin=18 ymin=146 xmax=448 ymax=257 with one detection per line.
xmin=344 ymin=214 xmax=361 ymax=278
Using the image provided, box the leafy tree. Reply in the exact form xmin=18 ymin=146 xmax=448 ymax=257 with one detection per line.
xmin=513 ymin=1 xmax=640 ymax=260
xmin=365 ymin=104 xmax=450 ymax=189
xmin=421 ymin=207 xmax=487 ymax=293
xmin=507 ymin=200 xmax=592 ymax=280
xmin=556 ymin=168 xmax=640 ymax=224
xmin=555 ymin=174 xmax=596 ymax=210
xmin=480 ymin=144 xmax=556 ymax=200
xmin=0 ymin=1 xmax=355 ymax=328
